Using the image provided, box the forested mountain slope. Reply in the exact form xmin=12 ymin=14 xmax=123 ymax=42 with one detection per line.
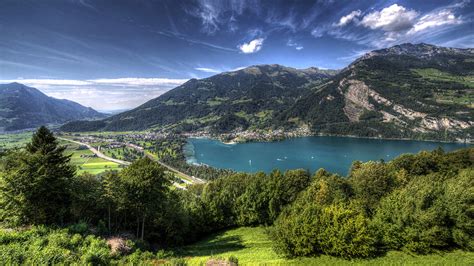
xmin=0 ymin=82 xmax=105 ymax=131
xmin=279 ymin=43 xmax=474 ymax=141
xmin=62 ymin=65 xmax=335 ymax=132
xmin=62 ymin=44 xmax=473 ymax=141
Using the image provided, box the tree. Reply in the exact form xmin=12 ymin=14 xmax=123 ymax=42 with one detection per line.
xmin=101 ymin=170 xmax=122 ymax=232
xmin=70 ymin=172 xmax=104 ymax=223
xmin=0 ymin=126 xmax=75 ymax=225
xmin=349 ymin=161 xmax=395 ymax=215
xmin=371 ymin=173 xmax=452 ymax=253
xmin=119 ymin=157 xmax=169 ymax=240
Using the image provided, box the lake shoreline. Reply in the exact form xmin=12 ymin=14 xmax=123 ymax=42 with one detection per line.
xmin=185 ymin=136 xmax=469 ymax=176
xmin=184 ymin=131 xmax=472 ymax=145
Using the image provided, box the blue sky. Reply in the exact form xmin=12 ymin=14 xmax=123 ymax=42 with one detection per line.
xmin=0 ymin=0 xmax=472 ymax=110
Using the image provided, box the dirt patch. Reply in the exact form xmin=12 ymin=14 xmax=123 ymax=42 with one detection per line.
xmin=107 ymin=236 xmax=132 ymax=255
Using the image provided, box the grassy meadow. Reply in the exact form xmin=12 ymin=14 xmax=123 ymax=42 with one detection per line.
xmin=62 ymin=141 xmax=121 ymax=175
xmin=0 ymin=132 xmax=32 ymax=149
xmin=180 ymin=227 xmax=474 ymax=265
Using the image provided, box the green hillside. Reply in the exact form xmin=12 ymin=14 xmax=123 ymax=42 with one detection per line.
xmin=61 ymin=44 xmax=473 ymax=142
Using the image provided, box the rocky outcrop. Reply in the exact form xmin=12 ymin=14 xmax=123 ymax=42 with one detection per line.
xmin=421 ymin=117 xmax=472 ymax=131
xmin=392 ymin=104 xmax=426 ymax=120
xmin=341 ymin=79 xmax=374 ymax=122
xmin=338 ymin=79 xmax=472 ymax=132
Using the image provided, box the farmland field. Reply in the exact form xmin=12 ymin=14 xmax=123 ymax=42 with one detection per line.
xmin=0 ymin=132 xmax=32 ymax=149
xmin=62 ymin=141 xmax=121 ymax=175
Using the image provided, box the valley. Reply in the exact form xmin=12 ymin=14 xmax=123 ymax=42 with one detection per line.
xmin=2 ymin=1 xmax=474 ymax=264
xmin=1 ymin=39 xmax=473 ymax=266
xmin=60 ymin=44 xmax=473 ymax=143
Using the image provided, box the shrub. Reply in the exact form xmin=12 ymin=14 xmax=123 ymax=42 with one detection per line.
xmin=271 ymin=200 xmax=375 ymax=258
xmin=68 ymin=221 xmax=89 ymax=235
xmin=228 ymin=255 xmax=239 ymax=265
xmin=444 ymin=169 xmax=474 ymax=250
xmin=372 ymin=173 xmax=452 ymax=253
xmin=317 ymin=203 xmax=376 ymax=258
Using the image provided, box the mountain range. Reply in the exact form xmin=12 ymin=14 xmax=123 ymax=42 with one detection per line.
xmin=0 ymin=83 xmax=105 ymax=131
xmin=59 ymin=43 xmax=473 ymax=141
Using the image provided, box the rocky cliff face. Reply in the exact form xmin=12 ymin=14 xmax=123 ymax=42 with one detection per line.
xmin=284 ymin=43 xmax=473 ymax=141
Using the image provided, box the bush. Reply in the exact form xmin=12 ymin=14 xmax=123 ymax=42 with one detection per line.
xmin=444 ymin=169 xmax=474 ymax=250
xmin=371 ymin=173 xmax=452 ymax=253
xmin=349 ymin=161 xmax=395 ymax=214
xmin=272 ymin=201 xmax=376 ymax=258
xmin=68 ymin=221 xmax=89 ymax=235
xmin=317 ymin=203 xmax=376 ymax=258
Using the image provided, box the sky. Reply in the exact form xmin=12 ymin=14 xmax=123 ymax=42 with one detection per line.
xmin=0 ymin=0 xmax=472 ymax=111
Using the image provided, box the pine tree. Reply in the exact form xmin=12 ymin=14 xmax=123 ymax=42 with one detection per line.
xmin=0 ymin=126 xmax=75 ymax=225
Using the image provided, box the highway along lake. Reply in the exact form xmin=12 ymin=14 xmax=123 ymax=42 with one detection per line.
xmin=184 ymin=136 xmax=470 ymax=176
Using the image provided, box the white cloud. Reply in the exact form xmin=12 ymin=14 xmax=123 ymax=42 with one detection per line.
xmin=238 ymin=38 xmax=264 ymax=54
xmin=184 ymin=0 xmax=259 ymax=35
xmin=194 ymin=67 xmax=221 ymax=73
xmin=361 ymin=4 xmax=418 ymax=32
xmin=408 ymin=10 xmax=462 ymax=34
xmin=287 ymin=39 xmax=304 ymax=50
xmin=311 ymin=27 xmax=326 ymax=38
xmin=335 ymin=10 xmax=361 ymax=27
xmin=230 ymin=66 xmax=247 ymax=71
xmin=6 ymin=79 xmax=91 ymax=86
xmin=0 ymin=78 xmax=188 ymax=111
xmin=90 ymin=78 xmax=186 ymax=86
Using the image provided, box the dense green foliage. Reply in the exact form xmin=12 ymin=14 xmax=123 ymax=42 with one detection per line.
xmin=0 ymin=225 xmax=183 ymax=265
xmin=271 ymin=147 xmax=473 ymax=258
xmin=0 ymin=127 xmax=472 ymax=263
xmin=0 ymin=126 xmax=75 ymax=225
xmin=61 ymin=65 xmax=334 ymax=132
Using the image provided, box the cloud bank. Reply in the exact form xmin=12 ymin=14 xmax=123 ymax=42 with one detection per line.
xmin=0 ymin=78 xmax=188 ymax=111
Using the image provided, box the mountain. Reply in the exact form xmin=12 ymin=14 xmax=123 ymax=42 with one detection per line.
xmin=62 ymin=43 xmax=473 ymax=141
xmin=61 ymin=65 xmax=336 ymax=132
xmin=279 ymin=43 xmax=473 ymax=141
xmin=0 ymin=82 xmax=105 ymax=131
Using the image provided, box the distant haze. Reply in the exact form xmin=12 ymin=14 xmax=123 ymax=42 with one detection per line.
xmin=0 ymin=78 xmax=188 ymax=110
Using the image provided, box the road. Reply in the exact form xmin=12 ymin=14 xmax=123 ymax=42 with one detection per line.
xmin=59 ymin=137 xmax=204 ymax=189
xmin=59 ymin=137 xmax=130 ymax=165
xmin=124 ymin=143 xmax=205 ymax=184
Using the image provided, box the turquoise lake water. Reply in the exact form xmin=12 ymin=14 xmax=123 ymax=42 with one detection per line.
xmin=184 ymin=136 xmax=470 ymax=176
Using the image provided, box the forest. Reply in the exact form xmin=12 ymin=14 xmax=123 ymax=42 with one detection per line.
xmin=0 ymin=127 xmax=472 ymax=264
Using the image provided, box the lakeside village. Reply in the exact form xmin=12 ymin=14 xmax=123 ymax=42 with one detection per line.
xmin=59 ymin=126 xmax=314 ymax=152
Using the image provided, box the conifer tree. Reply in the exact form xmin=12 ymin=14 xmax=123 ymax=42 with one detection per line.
xmin=0 ymin=126 xmax=75 ymax=225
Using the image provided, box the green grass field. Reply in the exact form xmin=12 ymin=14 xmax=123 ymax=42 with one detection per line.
xmin=62 ymin=141 xmax=121 ymax=175
xmin=413 ymin=68 xmax=474 ymax=88
xmin=179 ymin=227 xmax=474 ymax=265
xmin=413 ymin=68 xmax=474 ymax=107
xmin=0 ymin=132 xmax=32 ymax=149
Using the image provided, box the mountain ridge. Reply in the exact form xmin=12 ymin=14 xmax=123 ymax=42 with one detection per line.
xmin=62 ymin=64 xmax=336 ymax=132
xmin=0 ymin=82 xmax=106 ymax=131
xmin=61 ymin=43 xmax=473 ymax=142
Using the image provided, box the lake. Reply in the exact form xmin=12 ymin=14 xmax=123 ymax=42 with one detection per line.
xmin=184 ymin=136 xmax=470 ymax=176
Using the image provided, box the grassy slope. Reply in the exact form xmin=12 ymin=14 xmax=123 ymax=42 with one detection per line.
xmin=180 ymin=227 xmax=474 ymax=265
